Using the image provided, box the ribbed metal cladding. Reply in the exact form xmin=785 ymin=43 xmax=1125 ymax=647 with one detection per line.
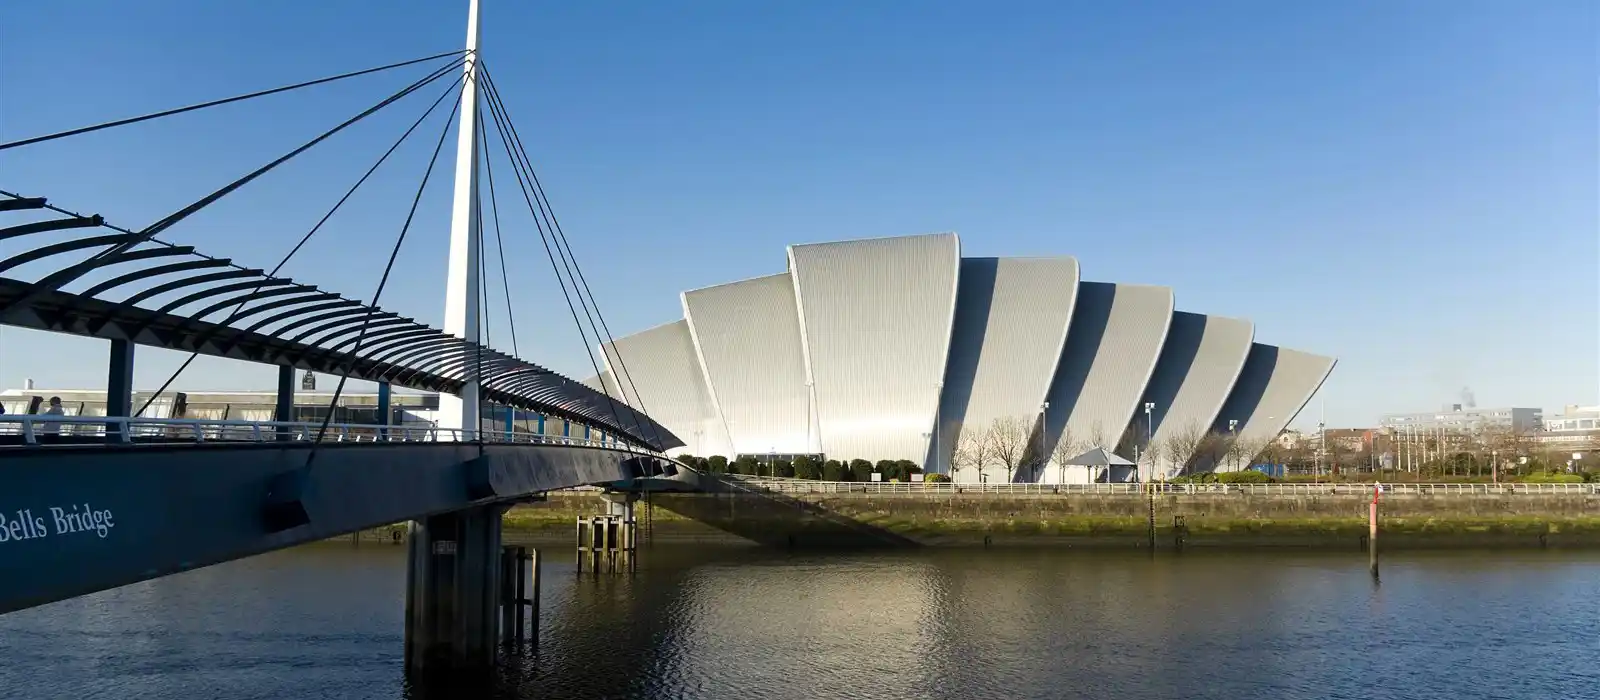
xmin=598 ymin=320 xmax=734 ymax=457
xmin=933 ymin=256 xmax=1079 ymax=477
xmin=1205 ymin=343 xmax=1337 ymax=472
xmin=1138 ymin=312 xmax=1254 ymax=476
xmin=788 ymin=233 xmax=960 ymax=463
xmin=682 ymin=273 xmax=817 ymax=456
xmin=1041 ymin=282 xmax=1174 ymax=464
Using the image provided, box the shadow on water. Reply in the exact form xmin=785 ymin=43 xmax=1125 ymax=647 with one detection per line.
xmin=404 ymin=546 xmax=786 ymax=700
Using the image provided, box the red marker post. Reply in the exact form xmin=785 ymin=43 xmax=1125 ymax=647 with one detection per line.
xmin=1369 ymin=482 xmax=1383 ymax=579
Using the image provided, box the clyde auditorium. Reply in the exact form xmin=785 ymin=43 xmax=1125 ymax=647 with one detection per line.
xmin=585 ymin=233 xmax=1334 ymax=483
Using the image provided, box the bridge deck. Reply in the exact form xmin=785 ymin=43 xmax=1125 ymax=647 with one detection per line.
xmin=0 ymin=439 xmax=662 ymax=614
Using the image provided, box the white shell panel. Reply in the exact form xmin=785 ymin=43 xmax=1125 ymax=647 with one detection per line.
xmin=1138 ymin=312 xmax=1254 ymax=477
xmin=1206 ymin=344 xmax=1337 ymax=472
xmin=682 ymin=273 xmax=818 ymax=456
xmin=1039 ymin=282 xmax=1174 ymax=482
xmin=935 ymin=257 xmax=1079 ymax=481
xmin=788 ymin=233 xmax=960 ymax=463
xmin=599 ymin=320 xmax=734 ymax=457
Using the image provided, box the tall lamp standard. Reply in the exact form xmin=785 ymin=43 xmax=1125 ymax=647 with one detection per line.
xmin=1143 ymin=402 xmax=1156 ymax=482
xmin=1227 ymin=419 xmax=1239 ymax=471
xmin=1316 ymin=419 xmax=1327 ymax=479
xmin=933 ymin=382 xmax=943 ymax=475
xmin=1039 ymin=401 xmax=1050 ymax=481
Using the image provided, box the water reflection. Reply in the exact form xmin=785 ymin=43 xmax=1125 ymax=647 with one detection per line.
xmin=1 ymin=545 xmax=1596 ymax=700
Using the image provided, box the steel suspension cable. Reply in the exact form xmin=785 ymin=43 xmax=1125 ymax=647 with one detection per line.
xmin=43 ymin=55 xmax=469 ymax=296
xmin=479 ymin=68 xmax=662 ymax=446
xmin=131 ymin=73 xmax=470 ymax=417
xmin=472 ymin=145 xmax=492 ymax=445
xmin=475 ymin=106 xmax=523 ymax=435
xmin=304 ymin=88 xmax=465 ymax=465
xmin=476 ymin=109 xmax=520 ymax=357
xmin=479 ymin=69 xmax=644 ymax=409
xmin=0 ymin=50 xmax=467 ymax=151
xmin=474 ymin=77 xmax=634 ymax=441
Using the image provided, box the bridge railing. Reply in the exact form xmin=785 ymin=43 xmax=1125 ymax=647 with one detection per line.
xmin=716 ymin=477 xmax=1599 ymax=496
xmin=0 ymin=415 xmax=654 ymax=455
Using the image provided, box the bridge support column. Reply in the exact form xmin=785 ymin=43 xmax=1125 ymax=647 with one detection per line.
xmin=377 ymin=382 xmax=392 ymax=441
xmin=600 ymin=492 xmax=639 ymax=528
xmin=404 ymin=504 xmax=508 ymax=675
xmin=274 ymin=366 xmax=295 ymax=441
xmin=105 ymin=339 xmax=134 ymax=442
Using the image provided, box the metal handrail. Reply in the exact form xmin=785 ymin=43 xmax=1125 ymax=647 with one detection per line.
xmin=714 ymin=478 xmax=1598 ymax=496
xmin=0 ymin=414 xmax=658 ymax=456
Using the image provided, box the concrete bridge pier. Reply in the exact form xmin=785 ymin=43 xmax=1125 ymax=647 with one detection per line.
xmin=404 ymin=504 xmax=509 ymax=675
xmin=601 ymin=491 xmax=640 ymax=522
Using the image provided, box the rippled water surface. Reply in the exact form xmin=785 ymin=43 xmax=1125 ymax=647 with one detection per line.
xmin=1 ymin=544 xmax=1597 ymax=700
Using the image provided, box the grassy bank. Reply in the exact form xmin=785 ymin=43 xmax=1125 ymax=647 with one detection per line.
xmin=494 ymin=491 xmax=1600 ymax=549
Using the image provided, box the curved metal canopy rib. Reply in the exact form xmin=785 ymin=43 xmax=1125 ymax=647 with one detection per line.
xmin=0 ymin=192 xmax=681 ymax=451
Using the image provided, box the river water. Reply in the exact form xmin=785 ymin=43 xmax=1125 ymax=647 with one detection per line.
xmin=0 ymin=544 xmax=1596 ymax=700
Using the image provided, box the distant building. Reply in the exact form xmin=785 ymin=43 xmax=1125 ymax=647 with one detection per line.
xmin=1536 ymin=405 xmax=1600 ymax=445
xmin=1379 ymin=405 xmax=1543 ymax=434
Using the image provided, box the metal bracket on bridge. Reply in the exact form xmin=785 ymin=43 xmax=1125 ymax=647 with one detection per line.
xmin=263 ymin=468 xmax=312 ymax=533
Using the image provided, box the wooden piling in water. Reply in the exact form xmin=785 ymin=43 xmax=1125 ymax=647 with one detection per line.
xmin=1369 ymin=483 xmax=1381 ymax=580
xmin=575 ymin=515 xmax=635 ymax=574
xmin=498 ymin=545 xmax=539 ymax=645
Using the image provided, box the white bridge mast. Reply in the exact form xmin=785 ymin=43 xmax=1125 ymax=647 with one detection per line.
xmin=439 ymin=0 xmax=482 ymax=439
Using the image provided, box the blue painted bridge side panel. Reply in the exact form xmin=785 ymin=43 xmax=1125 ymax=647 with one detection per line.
xmin=0 ymin=443 xmax=639 ymax=614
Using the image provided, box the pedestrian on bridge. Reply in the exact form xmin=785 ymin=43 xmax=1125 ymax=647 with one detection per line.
xmin=39 ymin=396 xmax=65 ymax=439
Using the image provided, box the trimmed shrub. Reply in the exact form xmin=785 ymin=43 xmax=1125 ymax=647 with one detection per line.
xmin=1521 ymin=472 xmax=1584 ymax=484
xmin=822 ymin=459 xmax=847 ymax=481
xmin=734 ymin=455 xmax=761 ymax=476
xmin=876 ymin=459 xmax=899 ymax=481
xmin=773 ymin=459 xmax=795 ymax=478
xmin=895 ymin=460 xmax=921 ymax=480
xmin=849 ymin=459 xmax=874 ymax=482
xmin=793 ymin=456 xmax=821 ymax=480
xmin=924 ymin=473 xmax=952 ymax=483
xmin=1216 ymin=470 xmax=1274 ymax=483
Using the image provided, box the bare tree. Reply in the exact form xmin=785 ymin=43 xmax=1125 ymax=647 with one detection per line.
xmin=951 ymin=421 xmax=993 ymax=483
xmin=1165 ymin=420 xmax=1209 ymax=477
xmin=1240 ymin=436 xmax=1277 ymax=471
xmin=1221 ymin=432 xmax=1250 ymax=472
xmin=988 ymin=416 xmax=1032 ymax=483
xmin=1050 ymin=424 xmax=1080 ymax=483
xmin=1142 ymin=436 xmax=1167 ymax=482
xmin=1088 ymin=420 xmax=1109 ymax=450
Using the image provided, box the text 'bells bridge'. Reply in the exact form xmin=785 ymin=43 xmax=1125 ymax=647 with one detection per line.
xmin=0 ymin=6 xmax=691 ymax=673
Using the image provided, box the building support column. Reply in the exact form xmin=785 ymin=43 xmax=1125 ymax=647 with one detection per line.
xmin=275 ymin=366 xmax=295 ymax=441
xmin=105 ymin=339 xmax=134 ymax=442
xmin=404 ymin=504 xmax=508 ymax=675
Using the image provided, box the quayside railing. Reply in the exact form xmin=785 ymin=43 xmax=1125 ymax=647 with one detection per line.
xmin=712 ymin=477 xmax=1598 ymax=496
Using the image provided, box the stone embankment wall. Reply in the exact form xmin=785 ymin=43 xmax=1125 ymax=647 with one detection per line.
xmin=502 ymin=491 xmax=1600 ymax=549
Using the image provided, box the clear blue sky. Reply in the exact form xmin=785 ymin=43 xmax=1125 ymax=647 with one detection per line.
xmin=1 ymin=0 xmax=1594 ymax=428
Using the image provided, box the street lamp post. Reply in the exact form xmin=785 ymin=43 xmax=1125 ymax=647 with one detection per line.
xmin=1143 ymin=402 xmax=1155 ymax=482
xmin=1039 ymin=401 xmax=1050 ymax=482
xmin=1315 ymin=420 xmax=1326 ymax=480
xmin=934 ymin=381 xmax=943 ymax=476
xmin=1227 ymin=419 xmax=1239 ymax=471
